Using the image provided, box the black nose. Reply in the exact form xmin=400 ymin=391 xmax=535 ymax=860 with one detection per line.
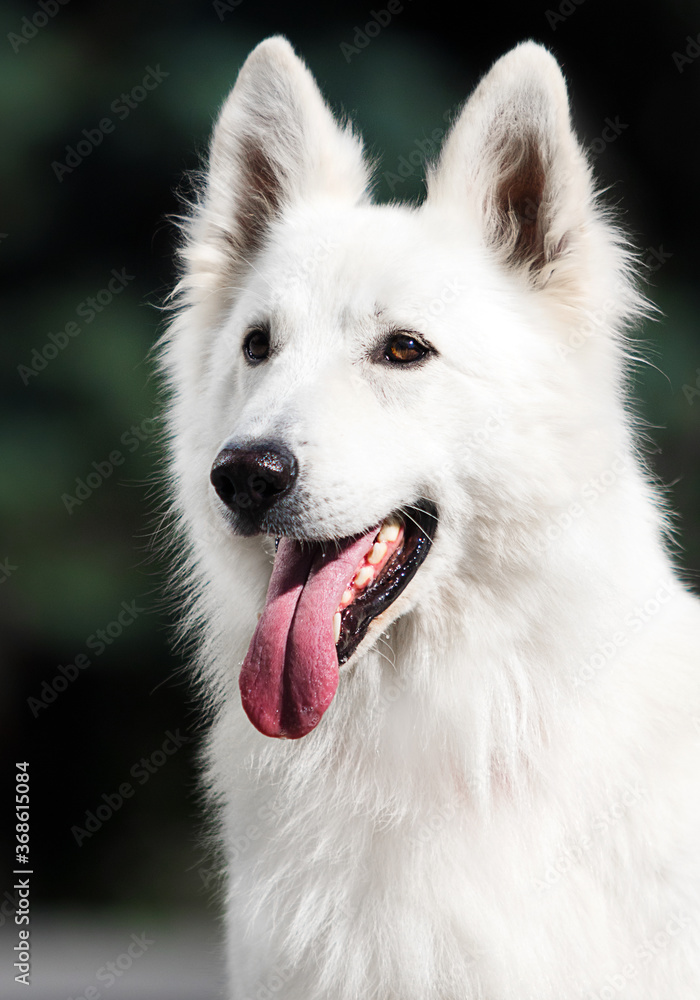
xmin=210 ymin=442 xmax=298 ymax=514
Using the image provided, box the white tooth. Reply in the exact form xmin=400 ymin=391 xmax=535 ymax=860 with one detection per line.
xmin=333 ymin=612 xmax=341 ymax=644
xmin=378 ymin=521 xmax=400 ymax=543
xmin=368 ymin=541 xmax=387 ymax=565
xmin=354 ymin=565 xmax=374 ymax=588
xmin=341 ymin=589 xmax=353 ymax=606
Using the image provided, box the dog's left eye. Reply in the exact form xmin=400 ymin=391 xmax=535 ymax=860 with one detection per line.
xmin=384 ymin=334 xmax=430 ymax=365
xmin=243 ymin=327 xmax=270 ymax=364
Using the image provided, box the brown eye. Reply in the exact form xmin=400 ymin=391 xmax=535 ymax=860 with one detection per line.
xmin=384 ymin=334 xmax=429 ymax=365
xmin=243 ymin=327 xmax=270 ymax=363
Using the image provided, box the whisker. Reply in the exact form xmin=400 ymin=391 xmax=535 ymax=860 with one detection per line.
xmin=399 ymin=509 xmax=424 ymax=534
xmin=376 ymin=635 xmax=397 ymax=668
xmin=404 ymin=502 xmax=439 ymax=522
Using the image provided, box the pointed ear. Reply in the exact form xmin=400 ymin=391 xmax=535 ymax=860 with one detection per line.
xmin=426 ymin=42 xmax=594 ymax=288
xmin=181 ymin=36 xmax=368 ymax=305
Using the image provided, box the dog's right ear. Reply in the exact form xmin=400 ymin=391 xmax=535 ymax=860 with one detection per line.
xmin=426 ymin=43 xmax=597 ymax=298
xmin=181 ymin=36 xmax=368 ymax=306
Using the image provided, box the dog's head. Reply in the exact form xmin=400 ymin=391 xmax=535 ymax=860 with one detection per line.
xmin=166 ymin=38 xmax=640 ymax=739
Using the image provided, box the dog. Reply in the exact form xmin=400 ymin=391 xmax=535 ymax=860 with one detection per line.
xmin=160 ymin=36 xmax=700 ymax=999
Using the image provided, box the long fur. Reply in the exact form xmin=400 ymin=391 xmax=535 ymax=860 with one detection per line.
xmin=158 ymin=37 xmax=700 ymax=999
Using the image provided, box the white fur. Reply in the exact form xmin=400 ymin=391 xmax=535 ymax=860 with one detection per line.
xmin=160 ymin=37 xmax=700 ymax=999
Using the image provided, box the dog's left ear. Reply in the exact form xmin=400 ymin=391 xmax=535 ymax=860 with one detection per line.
xmin=426 ymin=43 xmax=593 ymax=287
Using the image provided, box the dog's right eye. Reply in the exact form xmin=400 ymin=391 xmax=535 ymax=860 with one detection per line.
xmin=243 ymin=328 xmax=270 ymax=364
xmin=382 ymin=333 xmax=432 ymax=365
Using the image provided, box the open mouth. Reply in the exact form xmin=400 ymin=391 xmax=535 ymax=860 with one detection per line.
xmin=239 ymin=500 xmax=437 ymax=739
xmin=333 ymin=502 xmax=436 ymax=665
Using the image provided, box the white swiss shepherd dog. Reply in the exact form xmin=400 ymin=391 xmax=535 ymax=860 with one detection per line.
xmin=160 ymin=36 xmax=700 ymax=999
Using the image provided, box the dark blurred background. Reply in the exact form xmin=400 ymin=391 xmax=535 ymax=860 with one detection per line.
xmin=2 ymin=0 xmax=699 ymax=995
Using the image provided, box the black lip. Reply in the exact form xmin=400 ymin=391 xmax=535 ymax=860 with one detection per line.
xmin=335 ymin=500 xmax=438 ymax=665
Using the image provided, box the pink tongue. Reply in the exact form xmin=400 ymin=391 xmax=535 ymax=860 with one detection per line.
xmin=239 ymin=528 xmax=378 ymax=738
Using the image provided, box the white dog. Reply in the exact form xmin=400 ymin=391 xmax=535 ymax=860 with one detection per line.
xmin=160 ymin=36 xmax=700 ymax=999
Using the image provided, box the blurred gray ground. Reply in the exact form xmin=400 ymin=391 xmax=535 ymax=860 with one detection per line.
xmin=2 ymin=911 xmax=225 ymax=999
